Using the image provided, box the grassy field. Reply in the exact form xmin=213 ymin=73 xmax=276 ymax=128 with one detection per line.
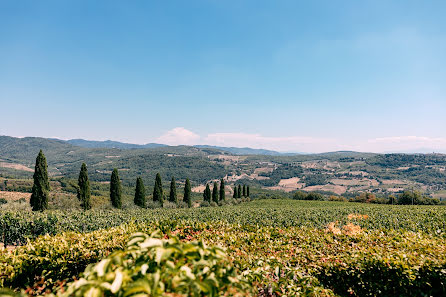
xmin=1 ymin=199 xmax=446 ymax=296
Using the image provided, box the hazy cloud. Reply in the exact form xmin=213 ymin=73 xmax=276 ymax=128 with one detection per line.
xmin=154 ymin=128 xmax=446 ymax=153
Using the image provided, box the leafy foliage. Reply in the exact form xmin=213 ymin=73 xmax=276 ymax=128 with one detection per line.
xmin=58 ymin=231 xmax=252 ymax=297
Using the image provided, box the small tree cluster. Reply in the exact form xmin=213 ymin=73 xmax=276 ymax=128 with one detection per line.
xmin=232 ymin=184 xmax=249 ymax=198
xmin=203 ymin=179 xmax=226 ymax=203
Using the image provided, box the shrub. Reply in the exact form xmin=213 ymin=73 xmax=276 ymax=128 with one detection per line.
xmin=293 ymin=191 xmax=307 ymax=200
xmin=200 ymin=201 xmax=210 ymax=207
xmin=58 ymin=231 xmax=253 ymax=296
xmin=328 ymin=195 xmax=348 ymax=202
xmin=305 ymin=192 xmax=324 ymax=201
xmin=147 ymin=201 xmax=163 ymax=209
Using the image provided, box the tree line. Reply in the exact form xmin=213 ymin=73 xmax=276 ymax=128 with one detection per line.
xmin=29 ymin=150 xmax=247 ymax=211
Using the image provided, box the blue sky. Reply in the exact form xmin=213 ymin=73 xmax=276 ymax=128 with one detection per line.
xmin=1 ymin=0 xmax=445 ymax=153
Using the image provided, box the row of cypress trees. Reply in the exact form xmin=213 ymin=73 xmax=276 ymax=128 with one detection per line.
xmin=29 ymin=150 xmax=248 ymax=211
xmin=232 ymin=184 xmax=250 ymax=198
xmin=132 ymin=173 xmax=192 ymax=208
xmin=203 ymin=179 xmax=226 ymax=203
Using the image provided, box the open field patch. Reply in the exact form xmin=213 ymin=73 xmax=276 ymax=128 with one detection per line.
xmin=0 ymin=190 xmax=31 ymax=201
xmin=0 ymin=162 xmax=33 ymax=172
xmin=303 ymin=184 xmax=347 ymax=194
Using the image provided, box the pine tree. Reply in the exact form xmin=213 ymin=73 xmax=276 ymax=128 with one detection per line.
xmin=233 ymin=186 xmax=237 ymax=198
xmin=212 ymin=182 xmax=218 ymax=203
xmin=78 ymin=163 xmax=91 ymax=210
xmin=134 ymin=177 xmax=146 ymax=208
xmin=203 ymin=184 xmax=211 ymax=202
xmin=237 ymin=185 xmax=242 ymax=198
xmin=247 ymin=185 xmax=250 ymax=197
xmin=169 ymin=177 xmax=177 ymax=203
xmin=219 ymin=179 xmax=225 ymax=201
xmin=184 ymin=178 xmax=191 ymax=207
xmin=30 ymin=150 xmax=50 ymax=211
xmin=110 ymin=168 xmax=122 ymax=209
xmin=153 ymin=173 xmax=164 ymax=206
xmin=243 ymin=184 xmax=246 ymax=197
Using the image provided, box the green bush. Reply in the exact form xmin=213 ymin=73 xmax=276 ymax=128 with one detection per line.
xmin=58 ymin=231 xmax=252 ymax=297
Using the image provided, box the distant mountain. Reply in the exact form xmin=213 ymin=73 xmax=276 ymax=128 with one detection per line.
xmin=66 ymin=139 xmax=166 ymax=149
xmin=193 ymin=145 xmax=297 ymax=156
xmin=66 ymin=139 xmax=298 ymax=156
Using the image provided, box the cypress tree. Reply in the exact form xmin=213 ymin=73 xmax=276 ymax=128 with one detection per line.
xmin=243 ymin=184 xmax=246 ymax=197
xmin=203 ymin=184 xmax=211 ymax=202
xmin=134 ymin=177 xmax=146 ymax=208
xmin=237 ymin=185 xmax=242 ymax=198
xmin=153 ymin=173 xmax=164 ymax=206
xmin=110 ymin=168 xmax=122 ymax=209
xmin=77 ymin=163 xmax=91 ymax=210
xmin=212 ymin=182 xmax=218 ymax=203
xmin=184 ymin=178 xmax=191 ymax=207
xmin=30 ymin=150 xmax=50 ymax=211
xmin=247 ymin=185 xmax=250 ymax=197
xmin=169 ymin=177 xmax=177 ymax=203
xmin=233 ymin=186 xmax=237 ymax=198
xmin=219 ymin=179 xmax=225 ymax=201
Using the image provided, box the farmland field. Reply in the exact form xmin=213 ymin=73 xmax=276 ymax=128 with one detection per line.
xmin=2 ymin=199 xmax=446 ymax=296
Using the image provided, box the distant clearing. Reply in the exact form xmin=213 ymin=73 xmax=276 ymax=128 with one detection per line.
xmin=0 ymin=162 xmax=33 ymax=172
xmin=302 ymin=184 xmax=347 ymax=195
xmin=0 ymin=190 xmax=31 ymax=201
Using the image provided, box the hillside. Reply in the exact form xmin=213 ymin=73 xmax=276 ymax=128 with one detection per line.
xmin=66 ymin=139 xmax=166 ymax=149
xmin=1 ymin=136 xmax=446 ymax=197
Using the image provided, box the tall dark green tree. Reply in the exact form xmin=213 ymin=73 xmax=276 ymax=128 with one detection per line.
xmin=77 ymin=163 xmax=91 ymax=210
xmin=219 ymin=179 xmax=225 ymax=201
xmin=184 ymin=178 xmax=192 ymax=207
xmin=30 ymin=150 xmax=50 ymax=211
xmin=169 ymin=177 xmax=178 ymax=203
xmin=110 ymin=168 xmax=122 ymax=209
xmin=153 ymin=173 xmax=164 ymax=206
xmin=134 ymin=177 xmax=146 ymax=208
xmin=237 ymin=185 xmax=242 ymax=198
xmin=247 ymin=185 xmax=250 ymax=197
xmin=203 ymin=184 xmax=211 ymax=202
xmin=242 ymin=184 xmax=246 ymax=197
xmin=212 ymin=182 xmax=219 ymax=203
xmin=233 ymin=186 xmax=237 ymax=198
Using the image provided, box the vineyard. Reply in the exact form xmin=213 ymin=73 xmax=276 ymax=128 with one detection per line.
xmin=1 ymin=200 xmax=446 ymax=296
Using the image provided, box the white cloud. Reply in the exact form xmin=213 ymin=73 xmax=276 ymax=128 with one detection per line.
xmin=204 ymin=132 xmax=335 ymax=152
xmin=155 ymin=127 xmax=201 ymax=146
xmin=154 ymin=128 xmax=446 ymax=153
xmin=364 ymin=136 xmax=446 ymax=153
